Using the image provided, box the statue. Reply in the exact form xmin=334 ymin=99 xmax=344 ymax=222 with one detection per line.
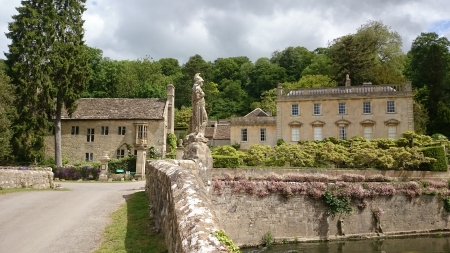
xmin=190 ymin=73 xmax=208 ymax=138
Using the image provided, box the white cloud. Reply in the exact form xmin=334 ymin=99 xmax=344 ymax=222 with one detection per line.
xmin=0 ymin=0 xmax=449 ymax=64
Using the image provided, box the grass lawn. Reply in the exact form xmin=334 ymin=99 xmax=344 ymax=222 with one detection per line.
xmin=94 ymin=191 xmax=167 ymax=253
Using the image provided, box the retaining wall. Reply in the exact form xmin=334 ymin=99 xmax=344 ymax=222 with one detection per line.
xmin=145 ymin=160 xmax=227 ymax=253
xmin=211 ymin=188 xmax=450 ymax=246
xmin=0 ymin=167 xmax=54 ymax=189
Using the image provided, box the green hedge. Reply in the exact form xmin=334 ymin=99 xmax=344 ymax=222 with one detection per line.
xmin=420 ymin=146 xmax=448 ymax=171
xmin=213 ymin=155 xmax=240 ymax=168
xmin=108 ymin=156 xmax=137 ymax=173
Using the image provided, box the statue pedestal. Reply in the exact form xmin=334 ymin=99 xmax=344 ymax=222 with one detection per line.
xmin=182 ymin=139 xmax=212 ymax=187
xmin=99 ymin=152 xmax=110 ymax=182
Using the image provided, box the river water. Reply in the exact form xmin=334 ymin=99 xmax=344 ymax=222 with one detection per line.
xmin=241 ymin=235 xmax=450 ymax=253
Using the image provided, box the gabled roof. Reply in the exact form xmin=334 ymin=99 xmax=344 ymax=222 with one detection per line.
xmin=62 ymin=98 xmax=167 ymax=120
xmin=244 ymin=108 xmax=270 ymax=117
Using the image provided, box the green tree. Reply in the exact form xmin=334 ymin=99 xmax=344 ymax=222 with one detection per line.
xmin=5 ymin=0 xmax=91 ymax=165
xmin=0 ymin=68 xmax=14 ymax=163
xmin=177 ymin=54 xmax=212 ymax=108
xmin=247 ymin=57 xmax=286 ymax=99
xmin=301 ymin=54 xmax=335 ymax=77
xmin=405 ymin=32 xmax=450 ymax=135
xmin=328 ymin=20 xmax=405 ymax=85
xmin=270 ymin=46 xmax=314 ymax=82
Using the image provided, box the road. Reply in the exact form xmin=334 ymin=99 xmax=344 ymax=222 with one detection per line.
xmin=0 ymin=181 xmax=146 ymax=253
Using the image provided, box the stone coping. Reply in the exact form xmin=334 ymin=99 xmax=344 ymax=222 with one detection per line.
xmin=212 ymin=168 xmax=450 ymax=181
xmin=0 ymin=166 xmax=52 ymax=172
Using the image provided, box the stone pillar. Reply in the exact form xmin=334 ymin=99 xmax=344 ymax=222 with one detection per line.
xmin=135 ymin=144 xmax=147 ymax=180
xmin=99 ymin=152 xmax=110 ymax=181
xmin=182 ymin=135 xmax=213 ymax=187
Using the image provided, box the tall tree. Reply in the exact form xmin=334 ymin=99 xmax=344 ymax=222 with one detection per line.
xmin=247 ymin=57 xmax=286 ymax=99
xmin=270 ymin=46 xmax=314 ymax=82
xmin=328 ymin=20 xmax=405 ymax=85
xmin=5 ymin=0 xmax=91 ymax=165
xmin=0 ymin=67 xmax=15 ymax=163
xmin=405 ymin=32 xmax=450 ymax=135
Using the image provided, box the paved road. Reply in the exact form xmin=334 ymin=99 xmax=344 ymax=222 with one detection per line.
xmin=0 ymin=181 xmax=146 ymax=253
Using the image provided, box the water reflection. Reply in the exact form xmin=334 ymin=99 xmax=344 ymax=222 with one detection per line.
xmin=241 ymin=235 xmax=450 ymax=253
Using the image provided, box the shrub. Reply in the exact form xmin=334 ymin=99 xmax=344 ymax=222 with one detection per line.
xmin=213 ymin=155 xmax=240 ymax=168
xmin=166 ymin=133 xmax=177 ymax=158
xmin=108 ymin=156 xmax=137 ymax=173
xmin=322 ymin=191 xmax=352 ymax=217
xmin=244 ymin=144 xmax=271 ymax=166
xmin=420 ymin=145 xmax=448 ymax=171
xmin=53 ymin=165 xmax=101 ymax=180
xmin=212 ymin=145 xmax=238 ymax=156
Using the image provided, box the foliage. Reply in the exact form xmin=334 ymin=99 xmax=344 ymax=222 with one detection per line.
xmin=5 ymin=0 xmax=91 ymax=166
xmin=108 ymin=156 xmax=137 ymax=173
xmin=328 ymin=20 xmax=405 ymax=85
xmin=166 ymin=133 xmax=177 ymax=158
xmin=244 ymin=144 xmax=272 ymax=166
xmin=270 ymin=46 xmax=313 ymax=82
xmin=147 ymin=146 xmax=160 ymax=159
xmin=276 ymin=139 xmax=285 ymax=146
xmin=263 ymin=231 xmax=273 ymax=247
xmin=212 ymin=155 xmax=241 ymax=168
xmin=93 ymin=191 xmax=167 ymax=253
xmin=405 ymin=32 xmax=450 ymax=136
xmin=444 ymin=197 xmax=450 ymax=212
xmin=53 ymin=165 xmax=101 ymax=180
xmin=372 ymin=207 xmax=384 ymax=223
xmin=212 ymin=230 xmax=241 ymax=253
xmin=212 ymin=145 xmax=239 ymax=156
xmin=284 ymin=74 xmax=337 ymax=89
xmin=0 ymin=67 xmax=14 ymax=163
xmin=174 ymin=106 xmax=192 ymax=129
xmin=420 ymin=146 xmax=448 ymax=171
xmin=266 ymin=144 xmax=315 ymax=167
xmin=322 ymin=191 xmax=353 ymax=217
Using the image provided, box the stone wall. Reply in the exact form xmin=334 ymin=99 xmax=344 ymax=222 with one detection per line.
xmin=0 ymin=167 xmax=54 ymax=189
xmin=211 ymin=188 xmax=450 ymax=246
xmin=145 ymin=160 xmax=228 ymax=253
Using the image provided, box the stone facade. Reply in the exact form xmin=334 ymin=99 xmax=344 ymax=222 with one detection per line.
xmin=276 ymin=82 xmax=414 ymax=143
xmin=230 ymin=108 xmax=277 ymax=150
xmin=45 ymin=85 xmax=175 ymax=163
xmin=230 ymin=82 xmax=414 ymax=148
xmin=0 ymin=167 xmax=54 ymax=189
xmin=145 ymin=160 xmax=227 ymax=253
xmin=211 ymin=191 xmax=450 ymax=246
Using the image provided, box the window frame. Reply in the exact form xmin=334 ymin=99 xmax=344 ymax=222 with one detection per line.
xmin=85 ymin=153 xmax=93 ymax=161
xmin=260 ymin=128 xmax=266 ymax=142
xmin=87 ymin=128 xmax=95 ymax=142
xmin=313 ymin=126 xmax=323 ymax=141
xmin=313 ymin=103 xmax=321 ymax=115
xmin=338 ymin=102 xmax=346 ymax=115
xmin=241 ymin=128 xmax=248 ymax=142
xmin=363 ymin=125 xmax=373 ymax=140
xmin=71 ymin=126 xmax=79 ymax=135
xmin=388 ymin=125 xmax=397 ymax=139
xmin=291 ymin=104 xmax=299 ymax=116
xmin=118 ymin=126 xmax=126 ymax=135
xmin=116 ymin=149 xmax=125 ymax=159
xmin=363 ymin=101 xmax=371 ymax=114
xmin=387 ymin=101 xmax=395 ymax=113
xmin=291 ymin=126 xmax=300 ymax=142
xmin=101 ymin=126 xmax=109 ymax=135
xmin=339 ymin=126 xmax=347 ymax=140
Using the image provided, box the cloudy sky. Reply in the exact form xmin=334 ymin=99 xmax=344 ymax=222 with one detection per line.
xmin=1 ymin=0 xmax=450 ymax=64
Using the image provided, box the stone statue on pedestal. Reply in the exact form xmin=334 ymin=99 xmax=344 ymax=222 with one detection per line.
xmin=185 ymin=73 xmax=208 ymax=144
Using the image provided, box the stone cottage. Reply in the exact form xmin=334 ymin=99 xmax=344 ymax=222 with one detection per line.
xmin=45 ymin=84 xmax=175 ymax=163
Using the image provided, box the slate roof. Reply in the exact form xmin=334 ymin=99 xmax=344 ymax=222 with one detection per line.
xmin=204 ymin=126 xmax=215 ymax=139
xmin=61 ymin=98 xmax=167 ymax=120
xmin=214 ymin=124 xmax=230 ymax=140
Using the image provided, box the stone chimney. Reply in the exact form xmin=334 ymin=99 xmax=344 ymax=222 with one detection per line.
xmin=166 ymin=84 xmax=175 ymax=134
xmin=277 ymin=83 xmax=283 ymax=96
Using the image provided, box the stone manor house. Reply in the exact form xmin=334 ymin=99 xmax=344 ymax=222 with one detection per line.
xmin=44 ymin=84 xmax=175 ymax=163
xmin=230 ymin=80 xmax=414 ymax=149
